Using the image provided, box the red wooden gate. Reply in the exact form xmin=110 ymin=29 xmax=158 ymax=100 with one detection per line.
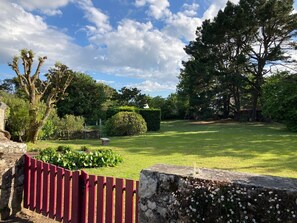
xmin=24 ymin=155 xmax=139 ymax=223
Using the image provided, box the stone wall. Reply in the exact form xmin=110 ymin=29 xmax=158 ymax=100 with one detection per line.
xmin=139 ymin=164 xmax=297 ymax=223
xmin=0 ymin=135 xmax=26 ymax=220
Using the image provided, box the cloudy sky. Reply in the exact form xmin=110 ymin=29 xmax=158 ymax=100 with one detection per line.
xmin=0 ymin=0 xmax=296 ymax=96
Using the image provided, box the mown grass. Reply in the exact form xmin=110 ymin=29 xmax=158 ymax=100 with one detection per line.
xmin=28 ymin=120 xmax=297 ymax=180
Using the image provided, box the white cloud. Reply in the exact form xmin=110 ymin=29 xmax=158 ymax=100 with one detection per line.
xmin=15 ymin=0 xmax=70 ymax=11
xmin=203 ymin=0 xmax=239 ymax=20
xmin=0 ymin=2 xmax=82 ymax=70
xmin=129 ymin=80 xmax=176 ymax=92
xmin=96 ymin=79 xmax=115 ymax=84
xmin=88 ymin=19 xmax=186 ymax=83
xmin=182 ymin=3 xmax=199 ymax=17
xmin=76 ymin=0 xmax=112 ymax=35
xmin=135 ymin=0 xmax=171 ymax=19
xmin=41 ymin=9 xmax=63 ymax=16
xmin=164 ymin=12 xmax=202 ymax=41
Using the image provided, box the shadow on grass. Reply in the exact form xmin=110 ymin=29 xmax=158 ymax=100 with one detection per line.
xmin=34 ymin=121 xmax=297 ymax=176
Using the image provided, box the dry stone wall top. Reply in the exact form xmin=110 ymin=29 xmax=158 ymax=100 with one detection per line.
xmin=139 ymin=164 xmax=297 ymax=223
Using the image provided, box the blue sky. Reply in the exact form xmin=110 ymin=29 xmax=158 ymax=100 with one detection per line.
xmin=1 ymin=0 xmax=296 ymax=97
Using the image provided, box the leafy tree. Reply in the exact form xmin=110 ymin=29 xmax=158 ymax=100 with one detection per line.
xmin=241 ymin=0 xmax=297 ymax=120
xmin=178 ymin=0 xmax=297 ymax=120
xmin=149 ymin=94 xmax=188 ymax=120
xmin=0 ymin=79 xmax=17 ymax=93
xmin=55 ymin=115 xmax=85 ymax=139
xmin=9 ymin=49 xmax=73 ymax=142
xmin=116 ymin=87 xmax=148 ymax=108
xmin=56 ymin=73 xmax=116 ymax=124
xmin=262 ymin=72 xmax=297 ymax=131
xmin=1 ymin=92 xmax=30 ymax=141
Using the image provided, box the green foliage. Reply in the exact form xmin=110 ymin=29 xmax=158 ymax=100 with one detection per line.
xmin=105 ymin=112 xmax=147 ymax=136
xmin=106 ymin=106 xmax=138 ymax=119
xmin=1 ymin=92 xmax=29 ymax=141
xmin=149 ymin=94 xmax=188 ymax=120
xmin=139 ymin=109 xmax=161 ymax=131
xmin=116 ymin=87 xmax=148 ymax=108
xmin=55 ymin=115 xmax=85 ymax=138
xmin=36 ymin=146 xmax=123 ymax=170
xmin=56 ymin=73 xmax=117 ymax=124
xmin=262 ymin=72 xmax=297 ymax=131
xmin=39 ymin=109 xmax=60 ymax=140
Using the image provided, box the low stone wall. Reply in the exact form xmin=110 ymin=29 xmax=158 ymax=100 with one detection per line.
xmin=0 ymin=138 xmax=26 ymax=220
xmin=139 ymin=164 xmax=297 ymax=223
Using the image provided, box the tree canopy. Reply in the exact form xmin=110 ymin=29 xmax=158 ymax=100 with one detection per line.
xmin=178 ymin=0 xmax=297 ymax=120
xmin=56 ymin=73 xmax=116 ymax=123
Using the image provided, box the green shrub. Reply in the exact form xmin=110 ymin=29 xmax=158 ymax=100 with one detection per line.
xmin=55 ymin=115 xmax=85 ymax=139
xmin=139 ymin=109 xmax=161 ymax=131
xmin=36 ymin=146 xmax=123 ymax=170
xmin=105 ymin=112 xmax=147 ymax=136
xmin=106 ymin=106 xmax=138 ymax=119
xmin=262 ymin=72 xmax=297 ymax=131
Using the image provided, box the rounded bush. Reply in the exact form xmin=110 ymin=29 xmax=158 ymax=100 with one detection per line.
xmin=105 ymin=112 xmax=147 ymax=136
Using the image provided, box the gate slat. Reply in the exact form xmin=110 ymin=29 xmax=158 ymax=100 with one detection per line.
xmin=63 ymin=170 xmax=71 ymax=223
xmin=24 ymin=155 xmax=30 ymax=209
xmin=49 ymin=165 xmax=57 ymax=218
xmin=56 ymin=167 xmax=64 ymax=221
xmin=71 ymin=171 xmax=80 ymax=223
xmin=88 ymin=175 xmax=96 ymax=223
xmin=106 ymin=177 xmax=114 ymax=223
xmin=96 ymin=176 xmax=105 ymax=223
xmin=135 ymin=181 xmax=139 ymax=223
xmin=125 ymin=179 xmax=135 ymax=223
xmin=115 ymin=178 xmax=124 ymax=223
xmin=42 ymin=162 xmax=49 ymax=216
xmin=81 ymin=171 xmax=88 ymax=223
xmin=36 ymin=160 xmax=43 ymax=213
xmin=29 ymin=158 xmax=37 ymax=211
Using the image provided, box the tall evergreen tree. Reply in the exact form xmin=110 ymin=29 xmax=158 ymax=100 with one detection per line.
xmin=178 ymin=0 xmax=297 ymax=120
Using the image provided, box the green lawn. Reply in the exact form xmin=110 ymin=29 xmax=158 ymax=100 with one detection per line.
xmin=28 ymin=120 xmax=297 ymax=180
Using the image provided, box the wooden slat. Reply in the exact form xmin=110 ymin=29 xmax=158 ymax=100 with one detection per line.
xmin=29 ymin=158 xmax=37 ymax=211
xmin=63 ymin=170 xmax=71 ymax=223
xmin=71 ymin=171 xmax=80 ymax=223
xmin=88 ymin=175 xmax=96 ymax=223
xmin=135 ymin=181 xmax=139 ymax=223
xmin=105 ymin=177 xmax=114 ymax=223
xmin=23 ymin=155 xmax=30 ymax=209
xmin=56 ymin=167 xmax=64 ymax=221
xmin=125 ymin=180 xmax=135 ymax=223
xmin=49 ymin=165 xmax=57 ymax=219
xmin=42 ymin=163 xmax=49 ymax=216
xmin=96 ymin=176 xmax=105 ymax=223
xmin=36 ymin=160 xmax=43 ymax=213
xmin=115 ymin=178 xmax=124 ymax=223
xmin=81 ymin=171 xmax=88 ymax=223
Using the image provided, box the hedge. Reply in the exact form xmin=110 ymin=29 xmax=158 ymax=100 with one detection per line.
xmin=106 ymin=106 xmax=137 ymax=119
xmin=139 ymin=109 xmax=161 ymax=131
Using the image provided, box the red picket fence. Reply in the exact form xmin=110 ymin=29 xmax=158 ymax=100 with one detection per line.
xmin=24 ymin=155 xmax=139 ymax=223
